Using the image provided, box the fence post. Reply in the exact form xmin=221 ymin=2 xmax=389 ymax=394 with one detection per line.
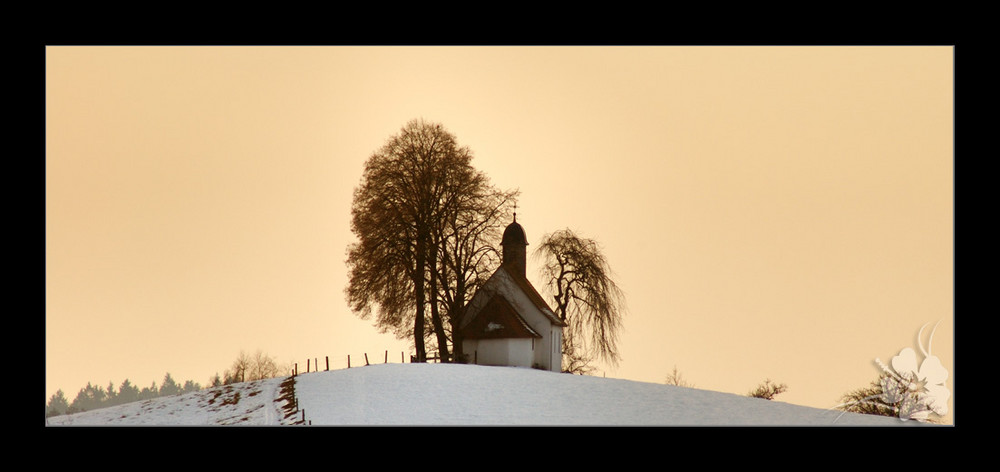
xmin=294 ymin=363 xmax=298 ymax=376
xmin=347 ymin=355 xmax=350 ymax=368
xmin=326 ymin=356 xmax=329 ymax=371
xmin=307 ymin=358 xmax=310 ymax=373
xmin=401 ymin=352 xmax=404 ymax=363
xmin=385 ymin=350 xmax=388 ymax=363
xmin=364 ymin=353 xmax=369 ymax=366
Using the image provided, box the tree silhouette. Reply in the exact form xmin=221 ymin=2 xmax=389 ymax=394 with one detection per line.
xmin=536 ymin=229 xmax=626 ymax=370
xmin=221 ymin=350 xmax=284 ymax=384
xmin=346 ymin=119 xmax=514 ymax=362
xmin=664 ymin=365 xmax=694 ymax=387
xmin=159 ymin=372 xmax=180 ymax=396
xmin=224 ymin=351 xmax=251 ymax=384
xmin=117 ymin=379 xmax=139 ymax=405
xmin=46 ymin=390 xmax=69 ymax=417
xmin=182 ymin=380 xmax=201 ymax=393
xmin=432 ymin=182 xmax=516 ymax=363
xmin=248 ymin=350 xmax=282 ymax=381
xmin=105 ymin=381 xmax=118 ymax=406
xmin=560 ymin=329 xmax=597 ymax=375
xmin=47 ymin=373 xmax=204 ymax=417
xmin=139 ymin=381 xmax=158 ymax=401
xmin=67 ymin=382 xmax=107 ymax=413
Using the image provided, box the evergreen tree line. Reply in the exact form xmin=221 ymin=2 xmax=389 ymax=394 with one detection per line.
xmin=46 ymin=351 xmax=286 ymax=418
xmin=46 ymin=372 xmax=202 ymax=417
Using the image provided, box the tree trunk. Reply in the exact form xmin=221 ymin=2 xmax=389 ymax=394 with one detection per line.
xmin=413 ymin=239 xmax=427 ymax=363
xmin=449 ymin=275 xmax=467 ymax=362
xmin=450 ymin=300 xmax=466 ymax=363
xmin=428 ymin=244 xmax=451 ymax=363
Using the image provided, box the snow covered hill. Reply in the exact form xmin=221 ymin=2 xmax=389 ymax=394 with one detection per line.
xmin=46 ymin=376 xmax=292 ymax=426
xmin=46 ymin=363 xmax=930 ymax=426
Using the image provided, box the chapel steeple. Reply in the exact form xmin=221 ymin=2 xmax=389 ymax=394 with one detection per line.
xmin=501 ymin=212 xmax=528 ymax=277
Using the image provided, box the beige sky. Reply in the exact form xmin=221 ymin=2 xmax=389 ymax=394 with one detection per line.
xmin=46 ymin=46 xmax=953 ymax=423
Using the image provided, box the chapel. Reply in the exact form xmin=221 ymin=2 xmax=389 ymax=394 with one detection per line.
xmin=458 ymin=215 xmax=566 ymax=372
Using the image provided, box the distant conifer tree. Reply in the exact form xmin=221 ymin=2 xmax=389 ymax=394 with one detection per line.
xmin=46 ymin=390 xmax=69 ymax=417
xmin=159 ymin=373 xmax=180 ymax=396
xmin=118 ymin=379 xmax=140 ymax=404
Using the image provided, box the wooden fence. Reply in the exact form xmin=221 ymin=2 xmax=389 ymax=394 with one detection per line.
xmin=283 ymin=349 xmax=443 ymax=425
xmin=290 ymin=350 xmax=449 ymax=376
xmin=291 ymin=350 xmax=451 ymax=376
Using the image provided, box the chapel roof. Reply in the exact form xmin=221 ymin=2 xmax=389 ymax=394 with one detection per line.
xmin=460 ymin=295 xmax=541 ymax=340
xmin=498 ymin=264 xmax=567 ymax=327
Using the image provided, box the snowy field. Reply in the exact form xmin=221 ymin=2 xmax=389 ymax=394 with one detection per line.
xmin=47 ymin=363 xmax=931 ymax=426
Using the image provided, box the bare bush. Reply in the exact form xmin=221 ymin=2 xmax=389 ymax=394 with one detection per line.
xmin=747 ymin=379 xmax=788 ymax=400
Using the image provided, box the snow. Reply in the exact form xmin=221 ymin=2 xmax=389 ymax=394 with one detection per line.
xmin=46 ymin=363 xmax=932 ymax=426
xmin=46 ymin=377 xmax=290 ymax=426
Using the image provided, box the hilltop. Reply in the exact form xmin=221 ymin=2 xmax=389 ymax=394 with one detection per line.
xmin=46 ymin=363 xmax=925 ymax=426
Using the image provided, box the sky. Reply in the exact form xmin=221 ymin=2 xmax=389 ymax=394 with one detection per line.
xmin=45 ymin=46 xmax=953 ymax=423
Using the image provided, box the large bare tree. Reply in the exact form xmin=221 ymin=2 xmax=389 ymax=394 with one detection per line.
xmin=432 ymin=183 xmax=517 ymax=362
xmin=535 ymin=229 xmax=626 ymax=372
xmin=346 ymin=119 xmax=514 ymax=362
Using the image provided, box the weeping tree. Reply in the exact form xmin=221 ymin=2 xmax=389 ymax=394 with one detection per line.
xmin=346 ymin=119 xmax=515 ymax=362
xmin=536 ymin=229 xmax=626 ymax=373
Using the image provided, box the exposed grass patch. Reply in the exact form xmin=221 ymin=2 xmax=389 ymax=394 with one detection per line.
xmin=221 ymin=391 xmax=241 ymax=406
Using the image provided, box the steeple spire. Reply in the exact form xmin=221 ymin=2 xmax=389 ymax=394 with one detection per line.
xmin=501 ymin=212 xmax=528 ymax=278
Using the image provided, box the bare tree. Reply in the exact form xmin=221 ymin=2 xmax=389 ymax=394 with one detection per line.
xmin=536 ymin=229 xmax=626 ymax=369
xmin=433 ymin=185 xmax=517 ymax=363
xmin=248 ymin=350 xmax=282 ymax=381
xmin=347 ymin=119 xmax=514 ymax=362
xmin=664 ymin=365 xmax=694 ymax=387
xmin=224 ymin=350 xmax=251 ymax=384
xmin=222 ymin=350 xmax=284 ymax=384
